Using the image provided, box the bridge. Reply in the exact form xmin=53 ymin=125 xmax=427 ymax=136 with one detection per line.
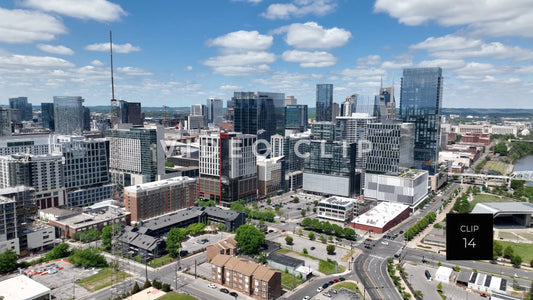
xmin=449 ymin=171 xmax=533 ymax=187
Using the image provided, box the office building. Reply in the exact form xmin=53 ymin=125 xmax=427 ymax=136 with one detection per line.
xmin=9 ymin=97 xmax=32 ymax=122
xmin=118 ymin=100 xmax=143 ymax=126
xmin=400 ymin=67 xmax=443 ymax=174
xmin=365 ymin=122 xmax=415 ymax=174
xmin=284 ymin=95 xmax=297 ymax=106
xmin=351 ymin=202 xmax=410 ymax=233
xmin=364 ymin=169 xmax=429 ymax=207
xmin=53 ymin=96 xmax=85 ymax=135
xmin=316 ymin=84 xmax=333 ymax=122
xmin=317 ymin=196 xmax=364 ymax=223
xmin=271 ymin=133 xmax=309 ymax=191
xmin=0 ymin=196 xmax=18 ymax=253
xmin=0 ymin=153 xmax=65 ymax=209
xmin=0 ymin=134 xmax=51 ymax=156
xmin=303 ymin=140 xmax=358 ymax=197
xmin=83 ymin=106 xmax=91 ymax=131
xmin=257 ymin=156 xmax=283 ymax=197
xmin=233 ymin=91 xmax=285 ymax=145
xmin=341 ymin=94 xmax=357 ymax=117
xmin=124 ymin=176 xmax=197 ymax=222
xmin=106 ymin=125 xmax=165 ymax=187
xmin=336 ymin=113 xmax=376 ymax=174
xmin=374 ymin=85 xmax=396 ymax=121
xmin=0 ymin=186 xmax=37 ymax=254
xmin=285 ymin=104 xmax=308 ymax=133
xmin=41 ymin=102 xmax=55 ymax=130
xmin=311 ymin=122 xmax=339 ymax=142
xmin=199 ymin=132 xmax=257 ymax=207
xmin=0 ymin=108 xmax=11 ymax=136
xmin=206 ymin=98 xmax=224 ymax=126
xmin=188 ymin=104 xmax=208 ymax=129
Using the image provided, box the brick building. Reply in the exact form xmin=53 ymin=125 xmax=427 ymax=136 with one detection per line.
xmin=206 ymin=236 xmax=238 ymax=261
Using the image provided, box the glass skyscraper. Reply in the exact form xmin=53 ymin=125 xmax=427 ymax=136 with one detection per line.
xmin=41 ymin=103 xmax=54 ymax=130
xmin=285 ymin=104 xmax=308 ymax=132
xmin=316 ymin=84 xmax=333 ymax=122
xmin=53 ymin=96 xmax=85 ymax=135
xmin=206 ymin=97 xmax=224 ymax=126
xmin=400 ymin=67 xmax=443 ymax=175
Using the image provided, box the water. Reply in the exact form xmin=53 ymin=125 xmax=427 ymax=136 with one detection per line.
xmin=513 ymin=155 xmax=533 ymax=185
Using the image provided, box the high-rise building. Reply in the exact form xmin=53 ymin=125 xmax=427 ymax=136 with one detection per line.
xmin=0 ymin=153 xmax=65 ymax=209
xmin=365 ymin=122 xmax=415 ymax=174
xmin=206 ymin=98 xmax=224 ymax=126
xmin=0 ymin=186 xmax=36 ymax=253
xmin=9 ymin=97 xmax=32 ymax=121
xmin=83 ymin=106 xmax=91 ymax=132
xmin=336 ymin=113 xmax=376 ymax=173
xmin=284 ymin=96 xmax=297 ymax=106
xmin=271 ymin=132 xmax=310 ymax=191
xmin=0 ymin=134 xmax=51 ymax=156
xmin=124 ymin=176 xmax=197 ymax=222
xmin=188 ymin=104 xmax=208 ymax=129
xmin=41 ymin=103 xmax=55 ymax=131
xmin=0 ymin=196 xmax=18 ymax=253
xmin=374 ymin=85 xmax=396 ymax=121
xmin=316 ymin=84 xmax=333 ymax=122
xmin=233 ymin=91 xmax=285 ymax=145
xmin=199 ymin=132 xmax=257 ymax=207
xmin=285 ymin=104 xmax=308 ymax=133
xmin=118 ymin=100 xmax=143 ymax=126
xmin=400 ymin=67 xmax=443 ymax=174
xmin=0 ymin=108 xmax=11 ymax=136
xmin=53 ymin=96 xmax=85 ymax=135
xmin=311 ymin=122 xmax=339 ymax=142
xmin=257 ymin=156 xmax=283 ymax=197
xmin=341 ymin=94 xmax=357 ymax=117
xmin=106 ymin=125 xmax=165 ymax=187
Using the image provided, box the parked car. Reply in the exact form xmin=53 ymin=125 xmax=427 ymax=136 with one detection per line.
xmin=322 ymin=282 xmax=329 ymax=289
xmin=229 ymin=291 xmax=238 ymax=297
xmin=208 ymin=283 xmax=216 ymax=289
xmin=303 ymin=296 xmax=310 ymax=300
xmin=323 ymin=292 xmax=332 ymax=297
xmin=316 ymin=287 xmax=323 ymax=292
xmin=333 ymin=279 xmax=339 ymax=283
xmin=220 ymin=288 xmax=229 ymax=294
xmin=310 ymin=246 xmax=315 ymax=250
xmin=331 ymin=289 xmax=337 ymax=294
xmin=339 ymin=277 xmax=346 ymax=281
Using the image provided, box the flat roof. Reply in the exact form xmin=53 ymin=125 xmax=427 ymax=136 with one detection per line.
xmin=0 ymin=275 xmax=50 ymax=300
xmin=436 ymin=266 xmax=453 ymax=278
xmin=319 ymin=196 xmax=360 ymax=207
xmin=124 ymin=176 xmax=195 ymax=193
xmin=54 ymin=207 xmax=129 ymax=229
xmin=267 ymin=252 xmax=304 ymax=268
xmin=351 ymin=202 xmax=409 ymax=228
xmin=130 ymin=287 xmax=167 ymax=300
xmin=471 ymin=202 xmax=533 ymax=215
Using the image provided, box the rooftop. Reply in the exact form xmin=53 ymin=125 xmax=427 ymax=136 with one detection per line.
xmin=351 ymin=202 xmax=409 ymax=228
xmin=398 ymin=169 xmax=428 ymax=179
xmin=319 ymin=196 xmax=361 ymax=207
xmin=471 ymin=202 xmax=533 ymax=215
xmin=267 ymin=252 xmax=304 ymax=268
xmin=0 ymin=275 xmax=50 ymax=300
xmin=124 ymin=176 xmax=196 ymax=193
xmin=52 ymin=206 xmax=130 ymax=229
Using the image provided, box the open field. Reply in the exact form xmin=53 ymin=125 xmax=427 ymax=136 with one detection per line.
xmin=159 ymin=293 xmax=198 ymax=300
xmin=332 ymin=281 xmax=358 ymax=292
xmin=485 ymin=161 xmax=509 ymax=174
xmin=470 ymin=194 xmax=506 ymax=210
xmin=281 ymin=271 xmax=304 ymax=290
xmin=497 ymin=241 xmax=533 ymax=263
xmin=77 ymin=268 xmax=131 ymax=292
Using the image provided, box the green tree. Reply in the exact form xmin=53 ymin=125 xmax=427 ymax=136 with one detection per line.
xmin=414 ymin=290 xmax=423 ymax=299
xmin=266 ymin=198 xmax=271 ymax=205
xmin=453 ymin=265 xmax=460 ymax=272
xmin=319 ymin=234 xmax=327 ymax=244
xmin=167 ymin=227 xmax=188 ymax=257
xmin=303 ymin=248 xmax=308 ymax=254
xmin=503 ymin=245 xmax=514 ymax=259
xmin=69 ymin=248 xmax=108 ymax=268
xmin=143 ymin=279 xmax=152 ymax=289
xmin=298 ymin=228 xmax=303 ymax=235
xmin=493 ymin=240 xmax=503 ymax=257
xmin=308 ymin=231 xmax=315 ymax=240
xmin=230 ymin=202 xmax=245 ymax=212
xmin=301 ymin=218 xmax=312 ymax=228
xmin=493 ymin=142 xmax=508 ymax=156
xmin=326 ymin=244 xmax=335 ymax=255
xmin=343 ymin=227 xmax=356 ymax=240
xmin=43 ymin=243 xmax=71 ymax=261
xmin=293 ymin=197 xmax=299 ymax=203
xmin=257 ymin=252 xmax=267 ymax=264
xmin=511 ymin=255 xmax=523 ymax=267
xmin=285 ymin=236 xmax=293 ymax=245
xmin=300 ymin=210 xmax=306 ymax=217
xmin=0 ymin=249 xmax=18 ymax=274
xmin=101 ymin=224 xmax=121 ymax=250
xmin=187 ymin=223 xmax=206 ymax=236
xmin=131 ymin=282 xmax=140 ymax=294
xmin=437 ymin=282 xmax=443 ymax=291
xmin=235 ymin=224 xmax=265 ymax=254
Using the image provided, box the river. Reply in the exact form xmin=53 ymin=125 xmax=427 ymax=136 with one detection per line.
xmin=513 ymin=155 xmax=533 ymax=185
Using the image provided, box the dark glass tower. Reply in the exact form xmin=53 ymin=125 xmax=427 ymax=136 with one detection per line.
xmin=233 ymin=91 xmax=285 ymax=143
xmin=285 ymin=104 xmax=308 ymax=132
xmin=400 ymin=67 xmax=443 ymax=175
xmin=316 ymin=84 xmax=333 ymax=122
xmin=41 ymin=103 xmax=55 ymax=130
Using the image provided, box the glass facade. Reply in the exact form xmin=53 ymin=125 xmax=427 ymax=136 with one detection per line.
xmin=41 ymin=103 xmax=54 ymax=130
xmin=206 ymin=98 xmax=224 ymax=126
xmin=316 ymin=84 xmax=333 ymax=122
xmin=285 ymin=104 xmax=308 ymax=132
xmin=53 ymin=96 xmax=85 ymax=135
xmin=400 ymin=67 xmax=443 ymax=175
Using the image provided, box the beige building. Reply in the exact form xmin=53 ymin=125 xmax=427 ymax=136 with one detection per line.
xmin=206 ymin=236 xmax=238 ymax=261
xmin=256 ymin=156 xmax=283 ymax=197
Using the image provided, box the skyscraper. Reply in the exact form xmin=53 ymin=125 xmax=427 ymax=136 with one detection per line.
xmin=374 ymin=85 xmax=396 ymax=121
xmin=9 ymin=97 xmax=32 ymax=121
xmin=118 ymin=100 xmax=143 ymax=126
xmin=400 ymin=67 xmax=443 ymax=174
xmin=53 ymin=96 xmax=85 ymax=135
xmin=41 ymin=103 xmax=55 ymax=131
xmin=341 ymin=94 xmax=357 ymax=117
xmin=285 ymin=104 xmax=308 ymax=133
xmin=206 ymin=98 xmax=224 ymax=126
xmin=0 ymin=108 xmax=11 ymax=136
xmin=233 ymin=91 xmax=285 ymax=144
xmin=316 ymin=84 xmax=333 ymax=122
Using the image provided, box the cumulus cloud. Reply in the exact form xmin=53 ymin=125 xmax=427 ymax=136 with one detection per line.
xmin=117 ymin=66 xmax=153 ymax=76
xmin=0 ymin=54 xmax=74 ymax=68
xmin=282 ymin=50 xmax=337 ymax=67
xmin=262 ymin=0 xmax=337 ymax=20
xmin=0 ymin=8 xmax=66 ymax=43
xmin=22 ymin=0 xmax=126 ymax=22
xmin=37 ymin=44 xmax=74 ymax=56
xmin=275 ymin=22 xmax=351 ymax=50
xmin=417 ymin=59 xmax=465 ymax=69
xmin=90 ymin=60 xmax=104 ymax=66
xmin=85 ymin=42 xmax=141 ymax=53
xmin=374 ymin=0 xmax=533 ymax=37
xmin=203 ymin=51 xmax=275 ymax=76
xmin=220 ymin=84 xmax=242 ymax=90
xmin=186 ymin=66 xmax=193 ymax=71
xmin=207 ymin=30 xmax=273 ymax=52
xmin=357 ymin=55 xmax=381 ymax=66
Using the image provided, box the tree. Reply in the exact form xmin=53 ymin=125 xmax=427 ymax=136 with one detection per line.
xmin=511 ymin=255 xmax=523 ymax=267
xmin=162 ymin=283 xmax=171 ymax=292
xmin=266 ymin=198 xmax=271 ymax=205
xmin=131 ymin=282 xmax=140 ymax=294
xmin=69 ymin=248 xmax=108 ymax=268
xmin=187 ymin=223 xmax=206 ymax=235
xmin=504 ymin=245 xmax=514 ymax=259
xmin=343 ymin=227 xmax=356 ymax=240
xmin=326 ymin=244 xmax=335 ymax=255
xmin=230 ymin=202 xmax=245 ymax=213
xmin=257 ymin=252 xmax=267 ymax=264
xmin=308 ymin=231 xmax=315 ymax=240
xmin=437 ymin=282 xmax=443 ymax=291
xmin=285 ymin=236 xmax=293 ymax=245
xmin=319 ymin=234 xmax=327 ymax=244
xmin=300 ymin=210 xmax=306 ymax=217
xmin=143 ymin=279 xmax=152 ymax=289
xmin=453 ymin=265 xmax=460 ymax=272
xmin=101 ymin=224 xmax=121 ymax=250
xmin=0 ymin=249 xmax=18 ymax=274
xmin=293 ymin=197 xmax=299 ymax=203
xmin=301 ymin=218 xmax=312 ymax=228
xmin=235 ymin=224 xmax=265 ymax=254
xmin=414 ymin=290 xmax=423 ymax=299
xmin=298 ymin=228 xmax=303 ymax=235
xmin=493 ymin=142 xmax=508 ymax=156
xmin=303 ymin=248 xmax=308 ymax=254
xmin=167 ymin=227 xmax=188 ymax=257
xmin=44 ymin=243 xmax=71 ymax=261
xmin=493 ymin=241 xmax=503 ymax=257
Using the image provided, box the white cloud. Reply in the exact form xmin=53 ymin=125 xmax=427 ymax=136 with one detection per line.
xmin=220 ymin=84 xmax=242 ymax=90
xmin=374 ymin=0 xmax=533 ymax=37
xmin=417 ymin=59 xmax=465 ymax=69
xmin=37 ymin=44 xmax=74 ymax=56
xmin=0 ymin=54 xmax=74 ymax=68
xmin=411 ymin=35 xmax=482 ymax=51
xmin=262 ymin=0 xmax=336 ymax=20
xmin=275 ymin=22 xmax=351 ymax=50
xmin=0 ymin=8 xmax=66 ymax=43
xmin=282 ymin=50 xmax=337 ymax=67
xmin=203 ymin=51 xmax=275 ymax=76
xmin=22 ymin=0 xmax=126 ymax=22
xmin=85 ymin=42 xmax=141 ymax=53
xmin=207 ymin=31 xmax=273 ymax=52
xmin=117 ymin=66 xmax=153 ymax=76
xmin=90 ymin=60 xmax=104 ymax=66
xmin=357 ymin=55 xmax=381 ymax=66
xmin=186 ymin=66 xmax=193 ymax=71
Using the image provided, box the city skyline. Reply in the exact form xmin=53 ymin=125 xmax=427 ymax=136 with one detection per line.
xmin=0 ymin=0 xmax=532 ymax=108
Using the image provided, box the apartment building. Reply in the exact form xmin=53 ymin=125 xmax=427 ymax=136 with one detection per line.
xmin=206 ymin=236 xmax=238 ymax=261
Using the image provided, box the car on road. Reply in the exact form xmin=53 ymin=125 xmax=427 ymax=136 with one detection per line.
xmin=331 ymin=289 xmax=337 ymax=294
xmin=229 ymin=291 xmax=238 ymax=297
xmin=399 ymin=230 xmax=404 ymax=234
xmin=322 ymin=283 xmax=329 ymax=289
xmin=220 ymin=288 xmax=229 ymax=293
xmin=197 ymin=239 xmax=208 ymax=244
xmin=316 ymin=287 xmax=323 ymax=292
xmin=281 ymin=229 xmax=286 ymax=232
xmin=310 ymin=246 xmax=315 ymax=250
xmin=323 ymin=292 xmax=332 ymax=297
xmin=333 ymin=278 xmax=339 ymax=283
xmin=208 ymin=283 xmax=217 ymax=288
xmin=381 ymin=241 xmax=389 ymax=245
xmin=303 ymin=296 xmax=310 ymax=300
xmin=339 ymin=277 xmax=346 ymax=281
xmin=268 ymin=229 xmax=274 ymax=233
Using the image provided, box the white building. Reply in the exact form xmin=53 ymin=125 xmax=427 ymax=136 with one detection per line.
xmin=257 ymin=156 xmax=283 ymax=197
xmin=351 ymin=202 xmax=410 ymax=233
xmin=26 ymin=223 xmax=55 ymax=251
xmin=364 ymin=169 xmax=429 ymax=208
xmin=468 ymin=272 xmax=508 ymax=295
xmin=317 ymin=196 xmax=363 ymax=222
xmin=490 ymin=125 xmax=518 ymax=136
xmin=435 ymin=266 xmax=453 ymax=283
xmin=0 ymin=275 xmax=51 ymax=300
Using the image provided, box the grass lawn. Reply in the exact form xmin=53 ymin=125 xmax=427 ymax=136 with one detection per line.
xmin=158 ymin=293 xmax=198 ymax=300
xmin=281 ymin=271 xmax=305 ymax=290
xmin=341 ymin=250 xmax=355 ymax=262
xmin=332 ymin=282 xmax=359 ymax=293
xmin=276 ymin=249 xmax=345 ymax=275
xmin=470 ymin=194 xmax=505 ymax=210
xmin=497 ymin=241 xmax=533 ymax=263
xmin=76 ymin=268 xmax=130 ymax=292
xmin=149 ymin=254 xmax=174 ymax=268
xmin=485 ymin=161 xmax=509 ymax=174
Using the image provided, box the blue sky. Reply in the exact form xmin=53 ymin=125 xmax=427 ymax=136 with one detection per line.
xmin=0 ymin=0 xmax=532 ymax=109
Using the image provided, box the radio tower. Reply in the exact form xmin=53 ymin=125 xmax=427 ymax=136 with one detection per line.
xmin=110 ymin=30 xmax=120 ymax=128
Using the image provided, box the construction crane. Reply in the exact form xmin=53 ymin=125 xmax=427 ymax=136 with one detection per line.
xmin=163 ymin=105 xmax=168 ymax=127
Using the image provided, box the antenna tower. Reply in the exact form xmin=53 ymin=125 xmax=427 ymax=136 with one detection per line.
xmin=110 ymin=30 xmax=120 ymax=128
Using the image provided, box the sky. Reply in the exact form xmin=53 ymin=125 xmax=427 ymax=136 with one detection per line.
xmin=0 ymin=0 xmax=532 ymax=109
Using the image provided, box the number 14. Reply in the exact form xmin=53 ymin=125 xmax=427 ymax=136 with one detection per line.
xmin=463 ymin=238 xmax=476 ymax=248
